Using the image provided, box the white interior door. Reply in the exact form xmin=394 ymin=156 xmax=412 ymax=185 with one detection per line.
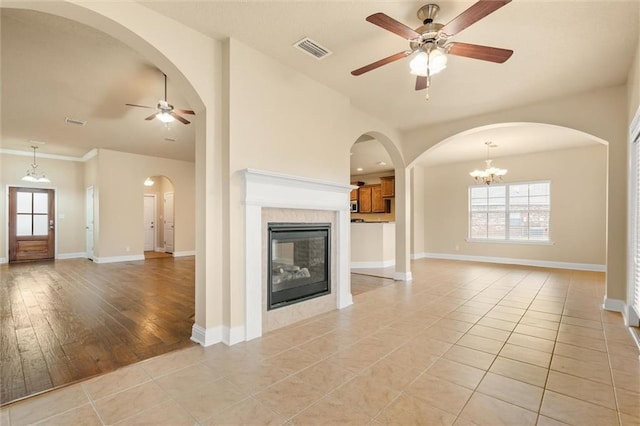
xmin=144 ymin=195 xmax=156 ymax=251
xmin=86 ymin=186 xmax=94 ymax=260
xmin=164 ymin=192 xmax=174 ymax=253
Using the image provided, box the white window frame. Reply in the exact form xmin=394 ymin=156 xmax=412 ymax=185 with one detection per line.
xmin=468 ymin=180 xmax=552 ymax=244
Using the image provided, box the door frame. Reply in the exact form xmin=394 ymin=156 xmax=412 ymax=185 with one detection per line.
xmin=163 ymin=191 xmax=174 ymax=253
xmin=6 ymin=185 xmax=58 ymax=262
xmin=86 ymin=186 xmax=95 ymax=260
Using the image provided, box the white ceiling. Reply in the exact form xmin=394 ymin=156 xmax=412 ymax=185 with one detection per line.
xmin=1 ymin=1 xmax=638 ymax=166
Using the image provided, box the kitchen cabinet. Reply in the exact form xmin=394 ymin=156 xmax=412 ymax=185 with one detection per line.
xmin=372 ymin=185 xmax=385 ymax=212
xmin=359 ymin=184 xmax=386 ymax=213
xmin=359 ymin=185 xmax=372 ymax=213
xmin=380 ymin=176 xmax=395 ymax=197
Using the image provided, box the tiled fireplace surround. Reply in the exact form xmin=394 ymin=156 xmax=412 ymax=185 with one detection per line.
xmin=242 ymin=169 xmax=354 ymax=342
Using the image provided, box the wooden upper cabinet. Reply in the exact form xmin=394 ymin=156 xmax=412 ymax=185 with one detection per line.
xmin=350 ymin=183 xmax=359 ymax=201
xmin=380 ymin=176 xmax=395 ymax=198
xmin=371 ymin=185 xmax=385 ymax=213
xmin=358 ymin=185 xmax=372 ymax=213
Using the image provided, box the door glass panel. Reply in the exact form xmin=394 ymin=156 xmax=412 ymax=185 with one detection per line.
xmin=33 ymin=193 xmax=49 ymax=214
xmin=17 ymin=192 xmax=32 ymax=214
xmin=16 ymin=214 xmax=32 ymax=236
xmin=33 ymin=215 xmax=49 ymax=236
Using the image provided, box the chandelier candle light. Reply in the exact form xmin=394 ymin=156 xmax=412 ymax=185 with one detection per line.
xmin=22 ymin=145 xmax=50 ymax=183
xmin=469 ymin=141 xmax=507 ymax=185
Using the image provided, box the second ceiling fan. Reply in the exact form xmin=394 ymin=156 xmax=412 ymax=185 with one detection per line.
xmin=352 ymin=0 xmax=514 ymax=99
xmin=126 ymin=73 xmax=195 ymax=124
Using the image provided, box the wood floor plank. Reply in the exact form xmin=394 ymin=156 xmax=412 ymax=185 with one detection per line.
xmin=0 ymin=256 xmax=195 ymax=405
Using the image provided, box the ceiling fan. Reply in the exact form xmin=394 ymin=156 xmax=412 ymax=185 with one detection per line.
xmin=126 ymin=73 xmax=195 ymax=124
xmin=351 ymin=0 xmax=514 ymax=99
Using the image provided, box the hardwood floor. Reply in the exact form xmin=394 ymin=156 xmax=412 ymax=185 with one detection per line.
xmin=0 ymin=257 xmax=195 ymax=406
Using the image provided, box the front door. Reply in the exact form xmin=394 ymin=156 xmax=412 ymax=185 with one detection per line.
xmin=8 ymin=187 xmax=55 ymax=262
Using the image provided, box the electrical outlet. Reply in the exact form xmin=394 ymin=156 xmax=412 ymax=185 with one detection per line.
xmin=455 ymin=245 xmax=460 ymax=251
xmin=125 ymin=246 xmax=130 ymax=252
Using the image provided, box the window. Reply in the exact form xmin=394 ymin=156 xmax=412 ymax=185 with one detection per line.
xmin=469 ymin=181 xmax=550 ymax=242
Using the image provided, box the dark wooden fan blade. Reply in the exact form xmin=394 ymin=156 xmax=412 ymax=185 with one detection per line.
xmin=144 ymin=113 xmax=157 ymax=121
xmin=440 ymin=0 xmax=511 ymax=36
xmin=351 ymin=51 xmax=410 ymax=76
xmin=415 ymin=76 xmax=427 ymax=91
xmin=175 ymin=109 xmax=195 ymax=115
xmin=171 ymin=112 xmax=190 ymax=125
xmin=447 ymin=42 xmax=513 ymax=63
xmin=366 ymin=13 xmax=421 ymax=40
xmin=126 ymin=103 xmax=154 ymax=109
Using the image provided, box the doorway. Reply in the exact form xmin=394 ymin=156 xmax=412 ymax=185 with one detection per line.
xmin=8 ymin=187 xmax=55 ymax=262
xmin=86 ymin=186 xmax=94 ymax=260
xmin=143 ymin=175 xmax=175 ymax=257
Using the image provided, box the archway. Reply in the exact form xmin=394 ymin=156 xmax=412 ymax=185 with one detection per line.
xmin=143 ymin=175 xmax=175 ymax=258
xmin=2 ymin=1 xmax=220 ymax=347
xmin=409 ymin=122 xmax=609 ymax=272
xmin=348 ymin=132 xmax=412 ymax=284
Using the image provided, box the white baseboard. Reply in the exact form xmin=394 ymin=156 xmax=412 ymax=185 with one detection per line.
xmin=173 ymin=250 xmax=195 ymax=257
xmin=56 ymin=252 xmax=87 ymax=260
xmin=417 ymin=252 xmax=606 ymax=272
xmin=191 ymin=324 xmax=223 ymax=347
xmin=411 ymin=253 xmax=426 ymax=260
xmin=338 ymin=293 xmax=354 ymax=309
xmin=223 ymin=326 xmax=246 ymax=346
xmin=0 ymin=257 xmax=7 ymax=264
xmin=92 ymin=254 xmax=145 ymax=264
xmin=154 ymin=246 xmax=165 ymax=252
xmin=393 ymin=271 xmax=413 ymax=281
xmin=351 ymin=260 xmax=395 ymax=269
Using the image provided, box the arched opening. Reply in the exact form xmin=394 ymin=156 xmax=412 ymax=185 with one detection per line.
xmin=409 ymin=122 xmax=609 ymax=273
xmin=0 ymin=3 xmax=213 ymax=404
xmin=143 ymin=175 xmax=176 ymax=258
xmin=348 ymin=131 xmax=412 ymax=292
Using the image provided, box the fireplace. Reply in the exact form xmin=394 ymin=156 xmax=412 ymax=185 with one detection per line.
xmin=268 ymin=223 xmax=331 ymax=310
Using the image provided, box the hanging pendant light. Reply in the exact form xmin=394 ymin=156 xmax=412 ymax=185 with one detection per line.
xmin=22 ymin=146 xmax=50 ymax=183
xmin=469 ymin=142 xmax=507 ymax=185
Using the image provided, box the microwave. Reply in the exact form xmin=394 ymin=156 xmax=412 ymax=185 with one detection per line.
xmin=350 ymin=200 xmax=358 ymax=212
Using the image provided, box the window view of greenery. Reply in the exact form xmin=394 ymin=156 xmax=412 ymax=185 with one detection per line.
xmin=469 ymin=182 xmax=550 ymax=242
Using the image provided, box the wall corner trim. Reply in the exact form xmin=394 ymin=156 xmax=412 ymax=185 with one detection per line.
xmin=191 ymin=324 xmax=222 ymax=347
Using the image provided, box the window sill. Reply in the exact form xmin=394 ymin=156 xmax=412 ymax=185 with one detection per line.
xmin=466 ymin=238 xmax=555 ymax=246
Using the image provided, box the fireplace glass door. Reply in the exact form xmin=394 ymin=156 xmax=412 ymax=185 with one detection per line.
xmin=268 ymin=223 xmax=330 ymax=310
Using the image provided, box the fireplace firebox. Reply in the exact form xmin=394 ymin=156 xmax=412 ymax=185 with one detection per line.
xmin=268 ymin=223 xmax=331 ymax=310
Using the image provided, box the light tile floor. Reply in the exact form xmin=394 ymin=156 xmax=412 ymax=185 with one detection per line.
xmin=2 ymin=259 xmax=640 ymax=425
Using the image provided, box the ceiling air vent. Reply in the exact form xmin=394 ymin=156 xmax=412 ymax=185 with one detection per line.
xmin=65 ymin=117 xmax=87 ymax=126
xmin=294 ymin=37 xmax=332 ymax=60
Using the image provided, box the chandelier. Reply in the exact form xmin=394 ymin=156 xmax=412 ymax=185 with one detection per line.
xmin=22 ymin=146 xmax=50 ymax=183
xmin=469 ymin=142 xmax=507 ymax=185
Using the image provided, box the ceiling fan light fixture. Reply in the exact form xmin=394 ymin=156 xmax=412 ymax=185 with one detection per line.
xmin=156 ymin=111 xmax=175 ymax=123
xmin=409 ymin=48 xmax=447 ymax=76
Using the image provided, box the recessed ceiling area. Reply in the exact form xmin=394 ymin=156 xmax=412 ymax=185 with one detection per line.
xmin=0 ymin=8 xmax=196 ymax=161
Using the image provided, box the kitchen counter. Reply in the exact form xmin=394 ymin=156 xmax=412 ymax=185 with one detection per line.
xmin=351 ymin=222 xmax=395 ymax=268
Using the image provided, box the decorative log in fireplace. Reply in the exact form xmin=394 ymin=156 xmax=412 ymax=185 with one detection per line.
xmin=268 ymin=223 xmax=331 ymax=310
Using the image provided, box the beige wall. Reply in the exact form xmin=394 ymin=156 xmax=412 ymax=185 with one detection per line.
xmin=0 ymin=153 xmax=86 ymax=260
xmin=411 ymin=165 xmax=425 ymax=256
xmin=95 ymin=149 xmax=195 ymax=258
xmin=628 ymin=32 xmax=640 ymax=123
xmin=421 ymin=145 xmax=607 ymax=266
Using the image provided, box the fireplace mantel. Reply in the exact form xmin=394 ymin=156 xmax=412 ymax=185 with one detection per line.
xmin=240 ymin=169 xmax=354 ymax=343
